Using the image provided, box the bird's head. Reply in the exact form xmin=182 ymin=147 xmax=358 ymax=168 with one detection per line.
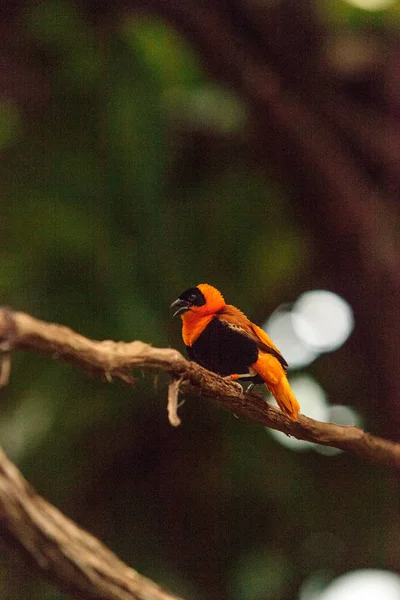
xmin=170 ymin=284 xmax=226 ymax=317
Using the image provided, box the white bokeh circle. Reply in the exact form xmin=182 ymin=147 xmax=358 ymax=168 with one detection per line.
xmin=292 ymin=290 xmax=354 ymax=353
xmin=317 ymin=569 xmax=400 ymax=600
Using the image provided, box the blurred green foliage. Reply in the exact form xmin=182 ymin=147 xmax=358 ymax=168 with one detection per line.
xmin=0 ymin=1 xmax=397 ymax=599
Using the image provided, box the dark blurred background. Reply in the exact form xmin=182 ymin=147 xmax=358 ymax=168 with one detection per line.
xmin=0 ymin=0 xmax=400 ymax=599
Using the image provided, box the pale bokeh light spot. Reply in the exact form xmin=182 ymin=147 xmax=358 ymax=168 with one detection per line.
xmin=0 ymin=394 xmax=54 ymax=461
xmin=316 ymin=570 xmax=400 ymax=600
xmin=328 ymin=404 xmax=362 ymax=427
xmin=343 ymin=0 xmax=395 ymax=11
xmin=314 ymin=404 xmax=362 ymax=456
xmin=292 ymin=290 xmax=354 ymax=353
xmin=263 ymin=310 xmax=318 ymax=370
xmin=268 ymin=375 xmax=329 ymax=451
xmin=299 ymin=571 xmax=331 ymax=600
xmin=263 ymin=290 xmax=354 ymax=370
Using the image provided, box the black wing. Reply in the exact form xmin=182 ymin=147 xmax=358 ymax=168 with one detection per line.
xmin=187 ymin=317 xmax=260 ymax=377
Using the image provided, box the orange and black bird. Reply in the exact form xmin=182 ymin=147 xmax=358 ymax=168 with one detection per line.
xmin=170 ymin=284 xmax=300 ymax=420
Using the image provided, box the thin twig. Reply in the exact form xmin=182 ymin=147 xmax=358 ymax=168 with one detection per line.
xmin=167 ymin=377 xmax=183 ymax=426
xmin=0 ymin=308 xmax=16 ymax=387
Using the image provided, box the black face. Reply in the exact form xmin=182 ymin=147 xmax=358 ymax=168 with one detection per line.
xmin=170 ymin=287 xmax=206 ymax=316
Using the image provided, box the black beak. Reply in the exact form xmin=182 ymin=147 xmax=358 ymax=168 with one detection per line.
xmin=170 ymin=298 xmax=190 ymax=317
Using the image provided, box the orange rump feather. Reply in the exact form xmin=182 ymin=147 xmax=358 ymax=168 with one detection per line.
xmin=252 ymin=353 xmax=300 ymax=421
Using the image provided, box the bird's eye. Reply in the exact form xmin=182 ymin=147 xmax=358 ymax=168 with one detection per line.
xmin=189 ymin=293 xmax=197 ymax=301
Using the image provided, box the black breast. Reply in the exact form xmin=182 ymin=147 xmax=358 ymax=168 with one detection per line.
xmin=186 ymin=317 xmax=261 ymax=381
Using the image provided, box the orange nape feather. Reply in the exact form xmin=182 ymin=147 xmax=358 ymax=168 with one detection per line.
xmin=197 ymin=284 xmax=225 ymax=313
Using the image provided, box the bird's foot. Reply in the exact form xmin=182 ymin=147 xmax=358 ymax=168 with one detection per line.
xmin=223 ymin=375 xmax=244 ymax=393
xmin=226 ymin=374 xmax=257 ymax=393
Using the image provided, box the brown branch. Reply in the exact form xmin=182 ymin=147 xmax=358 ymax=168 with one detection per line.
xmin=1 ymin=308 xmax=400 ymax=469
xmin=0 ymin=444 xmax=183 ymax=600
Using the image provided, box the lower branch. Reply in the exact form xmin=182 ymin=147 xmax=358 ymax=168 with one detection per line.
xmin=0 ymin=308 xmax=399 ymax=469
xmin=0 ymin=444 xmax=183 ymax=600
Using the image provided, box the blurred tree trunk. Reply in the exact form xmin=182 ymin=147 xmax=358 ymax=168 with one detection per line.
xmin=138 ymin=0 xmax=400 ymax=436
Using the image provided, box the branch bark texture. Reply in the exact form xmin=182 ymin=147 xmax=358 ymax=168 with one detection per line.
xmin=1 ymin=308 xmax=400 ymax=469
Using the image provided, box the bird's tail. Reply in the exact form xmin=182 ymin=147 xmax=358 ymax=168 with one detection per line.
xmin=266 ymin=374 xmax=300 ymax=421
xmin=253 ymin=354 xmax=300 ymax=421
